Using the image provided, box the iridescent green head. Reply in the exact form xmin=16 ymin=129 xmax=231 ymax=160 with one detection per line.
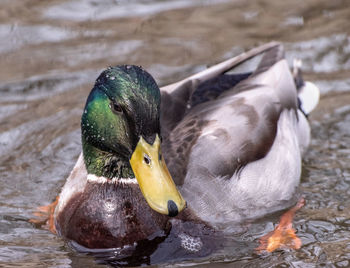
xmin=81 ymin=65 xmax=161 ymax=177
xmin=81 ymin=65 xmax=185 ymax=217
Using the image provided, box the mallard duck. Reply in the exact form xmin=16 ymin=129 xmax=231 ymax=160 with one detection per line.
xmin=51 ymin=42 xmax=319 ymax=251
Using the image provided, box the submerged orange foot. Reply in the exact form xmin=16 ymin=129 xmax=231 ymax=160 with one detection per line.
xmin=256 ymin=198 xmax=305 ymax=253
xmin=29 ymin=196 xmax=59 ymax=234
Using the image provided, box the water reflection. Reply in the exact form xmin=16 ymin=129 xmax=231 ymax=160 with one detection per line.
xmin=286 ymin=34 xmax=350 ymax=74
xmin=0 ymin=0 xmax=350 ymax=267
xmin=44 ymin=0 xmax=230 ymax=21
xmin=0 ymin=24 xmax=79 ymax=53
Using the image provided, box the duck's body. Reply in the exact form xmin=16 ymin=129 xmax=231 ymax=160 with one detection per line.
xmin=54 ymin=43 xmax=319 ymax=250
xmin=163 ymin=50 xmax=310 ymax=227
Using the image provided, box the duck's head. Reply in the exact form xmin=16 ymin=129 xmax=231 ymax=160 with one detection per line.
xmin=81 ymin=65 xmax=185 ymax=217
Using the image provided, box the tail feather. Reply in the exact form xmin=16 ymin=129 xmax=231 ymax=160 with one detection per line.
xmin=293 ymin=59 xmax=320 ymax=115
xmin=298 ymin=81 xmax=320 ymax=115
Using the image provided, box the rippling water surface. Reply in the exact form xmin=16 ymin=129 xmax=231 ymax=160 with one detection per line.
xmin=1 ymin=0 xmax=350 ymax=267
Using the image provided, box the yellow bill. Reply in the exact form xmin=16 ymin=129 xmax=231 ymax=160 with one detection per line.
xmin=130 ymin=134 xmax=186 ymax=216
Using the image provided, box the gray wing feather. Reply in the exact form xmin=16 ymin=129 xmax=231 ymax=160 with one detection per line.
xmin=160 ymin=42 xmax=281 ymax=139
xmin=161 ymin=43 xmax=299 ymax=185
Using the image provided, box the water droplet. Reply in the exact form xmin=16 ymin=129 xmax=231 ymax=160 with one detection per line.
xmin=87 ymin=123 xmax=89 ymax=126
xmin=101 ymin=137 xmax=105 ymax=141
xmin=106 ymin=74 xmax=109 ymax=78
xmin=126 ymin=65 xmax=131 ymax=69
xmin=107 ymin=66 xmax=112 ymax=70
xmin=84 ymin=109 xmax=87 ymax=114
xmin=110 ymin=76 xmax=115 ymax=80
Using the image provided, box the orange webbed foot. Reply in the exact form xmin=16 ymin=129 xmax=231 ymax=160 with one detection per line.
xmin=256 ymin=198 xmax=305 ymax=253
xmin=29 ymin=196 xmax=59 ymax=234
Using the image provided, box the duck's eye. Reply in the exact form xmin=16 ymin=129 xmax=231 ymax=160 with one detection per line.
xmin=159 ymin=153 xmax=162 ymax=161
xmin=109 ymin=102 xmax=123 ymax=114
xmin=143 ymin=154 xmax=151 ymax=165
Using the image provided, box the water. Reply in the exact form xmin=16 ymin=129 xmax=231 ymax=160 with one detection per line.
xmin=1 ymin=0 xmax=350 ymax=267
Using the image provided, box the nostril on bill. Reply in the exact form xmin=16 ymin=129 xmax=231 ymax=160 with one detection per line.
xmin=167 ymin=200 xmax=178 ymax=217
